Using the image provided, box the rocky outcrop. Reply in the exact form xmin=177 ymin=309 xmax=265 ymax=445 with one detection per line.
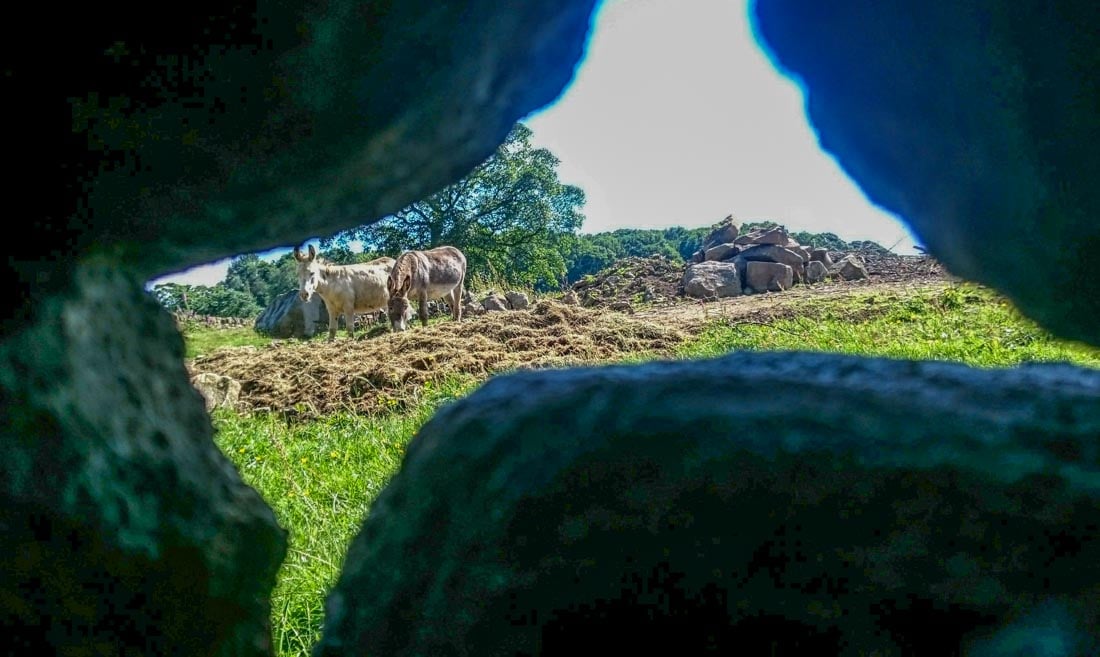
xmin=680 ymin=224 xmax=910 ymax=297
xmin=254 ymin=290 xmax=328 ymax=339
xmin=316 ymin=352 xmax=1100 ymax=656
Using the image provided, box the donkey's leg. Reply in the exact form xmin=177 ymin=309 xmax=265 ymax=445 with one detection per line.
xmin=344 ymin=307 xmax=356 ymax=340
xmin=455 ymin=278 xmax=466 ymax=321
xmin=327 ymin=306 xmax=338 ymax=342
xmin=419 ymin=296 xmax=429 ymax=327
xmin=451 ymin=287 xmax=462 ymax=321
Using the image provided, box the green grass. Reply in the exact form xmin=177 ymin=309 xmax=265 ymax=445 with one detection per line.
xmin=211 ymin=374 xmax=479 ymax=656
xmin=677 ymin=283 xmax=1100 ymax=368
xmin=193 ymin=281 xmax=1100 ymax=656
xmin=181 ymin=325 xmax=286 ymax=359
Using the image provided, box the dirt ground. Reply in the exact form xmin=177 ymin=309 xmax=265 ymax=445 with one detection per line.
xmin=188 ymin=253 xmax=956 ymax=418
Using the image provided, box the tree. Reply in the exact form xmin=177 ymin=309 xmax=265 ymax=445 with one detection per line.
xmin=323 ymin=123 xmax=585 ymax=289
xmin=150 ymin=281 xmax=261 ymax=318
xmin=151 ymin=282 xmax=193 ymax=313
xmin=791 ymin=231 xmax=849 ymax=251
xmin=223 ymin=253 xmax=298 ymax=309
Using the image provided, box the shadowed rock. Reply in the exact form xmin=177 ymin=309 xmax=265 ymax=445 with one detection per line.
xmin=315 ymin=352 xmax=1100 ymax=656
xmin=1 ymin=265 xmax=287 ymax=656
xmin=8 ymin=0 xmax=599 ymax=332
xmin=751 ymin=0 xmax=1100 ymax=346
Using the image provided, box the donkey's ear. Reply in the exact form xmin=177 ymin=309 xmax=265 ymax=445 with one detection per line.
xmin=308 ymin=244 xmax=317 ymax=259
xmin=398 ymin=276 xmax=412 ymax=295
xmin=293 ymin=246 xmax=304 ymax=262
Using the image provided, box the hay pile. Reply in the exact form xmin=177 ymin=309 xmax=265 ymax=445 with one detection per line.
xmin=188 ymin=300 xmax=686 ymax=417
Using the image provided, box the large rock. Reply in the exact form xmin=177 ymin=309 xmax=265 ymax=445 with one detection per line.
xmin=254 ymin=289 xmax=328 ymax=339
xmin=805 ymin=259 xmax=829 ymax=284
xmin=738 ymin=243 xmax=807 ymax=283
xmin=745 ymin=260 xmax=794 ymax=292
xmin=811 ymin=248 xmax=834 ymax=267
xmin=738 ymin=243 xmax=807 ymax=269
xmin=1 ymin=266 xmax=287 ymax=656
xmin=482 ymin=293 xmax=510 ymax=312
xmin=833 ymin=254 xmax=870 ymax=281
xmin=505 ymin=291 xmax=531 ymax=310
xmin=734 ymin=225 xmax=794 ymax=247
xmin=315 ymin=353 xmax=1100 ymax=656
xmin=701 ymin=214 xmax=741 ymax=251
xmin=753 ymin=0 xmax=1100 ymax=346
xmin=704 ymin=242 xmax=741 ymax=262
xmin=682 ymin=261 xmax=742 ymax=299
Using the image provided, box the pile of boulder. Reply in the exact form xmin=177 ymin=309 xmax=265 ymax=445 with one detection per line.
xmin=682 ymin=215 xmax=870 ymax=299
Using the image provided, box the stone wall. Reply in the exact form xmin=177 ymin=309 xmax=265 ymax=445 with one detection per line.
xmin=6 ymin=1 xmax=1100 ymax=655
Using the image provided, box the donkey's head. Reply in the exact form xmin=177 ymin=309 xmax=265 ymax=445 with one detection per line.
xmin=387 ymin=275 xmax=414 ymax=331
xmin=294 ymin=244 xmax=321 ymax=302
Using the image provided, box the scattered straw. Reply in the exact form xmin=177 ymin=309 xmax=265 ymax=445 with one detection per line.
xmin=187 ymin=300 xmax=686 ymax=419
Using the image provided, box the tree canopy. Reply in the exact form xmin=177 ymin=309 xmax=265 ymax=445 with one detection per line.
xmin=322 ymin=123 xmax=585 ymax=289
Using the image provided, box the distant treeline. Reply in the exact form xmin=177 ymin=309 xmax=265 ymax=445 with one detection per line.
xmin=150 ymin=224 xmax=884 ymax=318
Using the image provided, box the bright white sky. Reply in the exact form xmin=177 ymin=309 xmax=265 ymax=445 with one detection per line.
xmin=148 ymin=0 xmax=922 ymax=289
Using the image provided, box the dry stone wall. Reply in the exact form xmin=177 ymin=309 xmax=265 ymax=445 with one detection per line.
xmin=7 ymin=0 xmax=1100 ymax=655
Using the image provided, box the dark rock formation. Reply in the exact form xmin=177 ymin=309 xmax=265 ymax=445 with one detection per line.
xmin=1 ymin=265 xmax=287 ymax=656
xmin=315 ymin=352 xmax=1100 ymax=656
xmin=8 ymin=0 xmax=599 ymax=332
xmin=751 ymin=0 xmax=1100 ymax=346
xmin=10 ymin=0 xmax=1100 ymax=655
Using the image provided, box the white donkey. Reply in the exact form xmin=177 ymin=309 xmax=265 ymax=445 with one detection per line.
xmin=294 ymin=245 xmax=394 ymax=341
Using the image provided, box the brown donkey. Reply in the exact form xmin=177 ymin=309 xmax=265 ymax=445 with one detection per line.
xmin=386 ymin=246 xmax=467 ymax=331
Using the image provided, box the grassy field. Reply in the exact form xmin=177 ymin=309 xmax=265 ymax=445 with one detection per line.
xmin=179 ymin=324 xmax=286 ymax=359
xmin=209 ymin=376 xmax=477 ymax=656
xmin=188 ymin=282 xmax=1100 ymax=656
